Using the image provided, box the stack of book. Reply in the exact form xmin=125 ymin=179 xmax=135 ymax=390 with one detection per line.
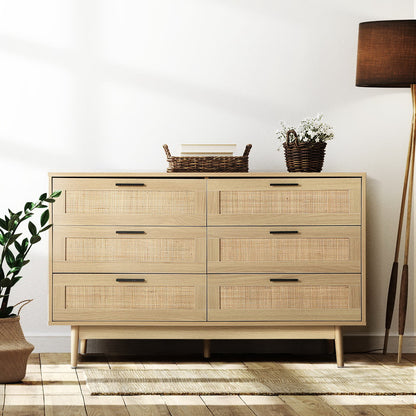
xmin=180 ymin=144 xmax=236 ymax=157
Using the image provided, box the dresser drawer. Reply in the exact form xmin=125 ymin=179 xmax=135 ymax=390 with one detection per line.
xmin=53 ymin=226 xmax=206 ymax=273
xmin=208 ymin=226 xmax=361 ymax=273
xmin=52 ymin=178 xmax=206 ymax=225
xmin=207 ymin=178 xmax=362 ymax=225
xmin=208 ymin=274 xmax=362 ymax=322
xmin=52 ymin=274 xmax=206 ymax=322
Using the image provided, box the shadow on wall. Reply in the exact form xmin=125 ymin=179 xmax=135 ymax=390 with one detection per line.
xmin=0 ymin=0 xmax=364 ymax=160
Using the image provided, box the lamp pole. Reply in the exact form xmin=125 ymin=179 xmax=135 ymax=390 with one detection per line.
xmin=383 ymin=85 xmax=416 ymax=356
xmin=397 ymin=84 xmax=416 ymax=362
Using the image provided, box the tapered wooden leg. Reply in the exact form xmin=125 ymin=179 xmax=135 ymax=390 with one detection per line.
xmin=398 ymin=265 xmax=409 ymax=363
xmin=383 ymin=262 xmax=399 ymax=354
xmin=383 ymin=328 xmax=390 ymax=354
xmin=80 ymin=339 xmax=87 ymax=355
xmin=71 ymin=326 xmax=79 ymax=368
xmin=326 ymin=339 xmax=335 ymax=355
xmin=398 ymin=335 xmax=404 ymax=363
xmin=203 ymin=340 xmax=211 ymax=359
xmin=334 ymin=326 xmax=344 ymax=368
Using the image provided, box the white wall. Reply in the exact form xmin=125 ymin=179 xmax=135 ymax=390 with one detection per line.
xmin=0 ymin=0 xmax=414 ymax=352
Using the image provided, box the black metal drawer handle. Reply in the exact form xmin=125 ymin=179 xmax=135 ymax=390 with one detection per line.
xmin=270 ymin=231 xmax=299 ymax=234
xmin=270 ymin=278 xmax=299 ymax=282
xmin=116 ymin=231 xmax=146 ymax=235
xmin=115 ymin=183 xmax=145 ymax=186
xmin=116 ymin=278 xmax=146 ymax=283
xmin=270 ymin=183 xmax=299 ymax=186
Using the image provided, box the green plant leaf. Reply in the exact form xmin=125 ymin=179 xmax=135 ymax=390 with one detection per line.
xmin=37 ymin=204 xmax=47 ymax=208
xmin=0 ymin=278 xmax=11 ymax=287
xmin=7 ymin=218 xmax=14 ymax=231
xmin=40 ymin=224 xmax=53 ymax=233
xmin=7 ymin=266 xmax=21 ymax=276
xmin=4 ymin=217 xmax=9 ymax=233
xmin=10 ymin=276 xmax=22 ymax=286
xmin=51 ymin=190 xmax=62 ymax=198
xmin=30 ymin=235 xmax=41 ymax=244
xmin=28 ymin=221 xmax=37 ymax=236
xmin=24 ymin=202 xmax=32 ymax=212
xmin=8 ymin=233 xmax=22 ymax=245
xmin=22 ymin=238 xmax=29 ymax=249
xmin=40 ymin=210 xmax=50 ymax=227
xmin=44 ymin=198 xmax=55 ymax=203
xmin=0 ymin=218 xmax=7 ymax=230
xmin=39 ymin=193 xmax=47 ymax=201
xmin=0 ymin=234 xmax=4 ymax=246
xmin=0 ymin=307 xmax=14 ymax=318
xmin=5 ymin=249 xmax=15 ymax=268
xmin=14 ymin=240 xmax=22 ymax=253
xmin=9 ymin=212 xmax=20 ymax=225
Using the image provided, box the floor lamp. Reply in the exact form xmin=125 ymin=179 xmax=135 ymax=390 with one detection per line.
xmin=356 ymin=20 xmax=416 ymax=363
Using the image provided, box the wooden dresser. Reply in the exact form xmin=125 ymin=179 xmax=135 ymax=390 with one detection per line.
xmin=49 ymin=172 xmax=366 ymax=367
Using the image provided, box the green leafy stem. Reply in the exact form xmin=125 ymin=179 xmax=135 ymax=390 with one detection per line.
xmin=0 ymin=191 xmax=61 ymax=318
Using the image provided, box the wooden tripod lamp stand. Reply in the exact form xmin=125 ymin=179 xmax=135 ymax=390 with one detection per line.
xmin=356 ymin=20 xmax=416 ymax=363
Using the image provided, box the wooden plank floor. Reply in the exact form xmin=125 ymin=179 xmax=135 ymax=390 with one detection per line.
xmin=0 ymin=353 xmax=414 ymax=416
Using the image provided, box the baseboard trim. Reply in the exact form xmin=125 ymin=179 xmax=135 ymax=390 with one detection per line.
xmin=27 ymin=336 xmax=71 ymax=353
xmin=344 ymin=334 xmax=416 ymax=354
xmin=27 ymin=334 xmax=416 ymax=354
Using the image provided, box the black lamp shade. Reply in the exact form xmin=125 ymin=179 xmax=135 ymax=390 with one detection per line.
xmin=356 ymin=20 xmax=416 ymax=87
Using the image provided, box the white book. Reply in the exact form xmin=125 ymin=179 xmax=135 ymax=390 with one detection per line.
xmin=180 ymin=152 xmax=234 ymax=157
xmin=181 ymin=144 xmax=236 ymax=153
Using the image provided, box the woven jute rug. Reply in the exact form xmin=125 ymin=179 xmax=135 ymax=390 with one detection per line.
xmin=85 ymin=367 xmax=415 ymax=396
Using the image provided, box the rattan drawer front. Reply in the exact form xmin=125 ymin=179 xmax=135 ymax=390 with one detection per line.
xmin=53 ymin=226 xmax=206 ymax=273
xmin=52 ymin=178 xmax=206 ymax=225
xmin=207 ymin=178 xmax=361 ymax=225
xmin=208 ymin=274 xmax=362 ymax=322
xmin=208 ymin=226 xmax=361 ymax=273
xmin=53 ymin=274 xmax=206 ymax=322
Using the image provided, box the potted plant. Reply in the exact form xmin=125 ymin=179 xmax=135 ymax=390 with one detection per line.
xmin=0 ymin=191 xmax=61 ymax=383
xmin=276 ymin=113 xmax=334 ymax=172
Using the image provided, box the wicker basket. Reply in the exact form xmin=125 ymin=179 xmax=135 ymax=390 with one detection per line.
xmin=283 ymin=130 xmax=326 ymax=172
xmin=163 ymin=144 xmax=252 ymax=172
xmin=0 ymin=315 xmax=34 ymax=383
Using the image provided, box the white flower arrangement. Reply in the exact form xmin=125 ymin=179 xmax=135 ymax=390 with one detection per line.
xmin=276 ymin=114 xmax=334 ymax=148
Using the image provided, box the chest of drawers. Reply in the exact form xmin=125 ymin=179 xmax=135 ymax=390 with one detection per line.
xmin=49 ymin=173 xmax=366 ymax=367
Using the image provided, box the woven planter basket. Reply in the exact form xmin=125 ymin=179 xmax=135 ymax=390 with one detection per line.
xmin=283 ymin=130 xmax=327 ymax=172
xmin=0 ymin=315 xmax=34 ymax=383
xmin=163 ymin=144 xmax=252 ymax=172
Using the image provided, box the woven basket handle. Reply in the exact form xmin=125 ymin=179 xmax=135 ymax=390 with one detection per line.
xmin=243 ymin=144 xmax=252 ymax=157
xmin=286 ymin=129 xmax=299 ymax=145
xmin=163 ymin=144 xmax=171 ymax=158
xmin=14 ymin=299 xmax=33 ymax=315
